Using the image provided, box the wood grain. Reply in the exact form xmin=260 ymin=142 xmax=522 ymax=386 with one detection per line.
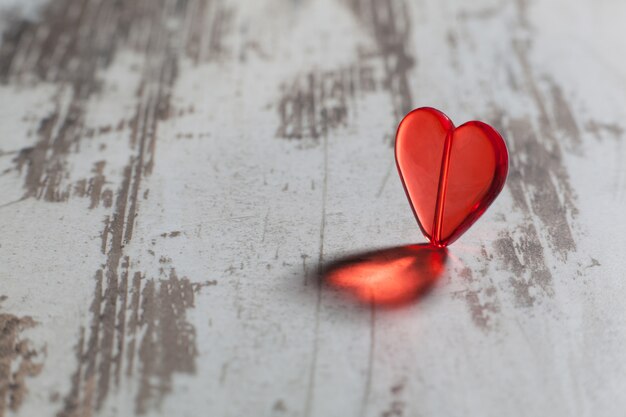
xmin=1 ymin=0 xmax=625 ymax=416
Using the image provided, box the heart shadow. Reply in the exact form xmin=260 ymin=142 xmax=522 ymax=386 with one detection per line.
xmin=319 ymin=244 xmax=448 ymax=309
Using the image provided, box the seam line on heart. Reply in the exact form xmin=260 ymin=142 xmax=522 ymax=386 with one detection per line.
xmin=432 ymin=129 xmax=453 ymax=245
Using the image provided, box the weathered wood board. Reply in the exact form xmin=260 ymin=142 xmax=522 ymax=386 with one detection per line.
xmin=1 ymin=0 xmax=626 ymax=416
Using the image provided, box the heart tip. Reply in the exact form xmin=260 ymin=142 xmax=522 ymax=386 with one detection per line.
xmin=429 ymin=240 xmax=449 ymax=249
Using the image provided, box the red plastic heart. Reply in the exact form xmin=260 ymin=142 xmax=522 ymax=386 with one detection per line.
xmin=395 ymin=107 xmax=508 ymax=247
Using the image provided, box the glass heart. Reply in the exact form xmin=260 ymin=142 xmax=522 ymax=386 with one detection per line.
xmin=395 ymin=107 xmax=509 ymax=247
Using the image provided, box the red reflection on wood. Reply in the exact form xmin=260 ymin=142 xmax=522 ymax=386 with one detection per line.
xmin=323 ymin=244 xmax=447 ymax=307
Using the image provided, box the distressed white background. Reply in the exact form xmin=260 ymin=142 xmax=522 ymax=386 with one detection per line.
xmin=1 ymin=0 xmax=625 ymax=416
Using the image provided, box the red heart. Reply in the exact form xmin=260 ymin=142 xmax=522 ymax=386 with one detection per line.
xmin=395 ymin=107 xmax=508 ymax=247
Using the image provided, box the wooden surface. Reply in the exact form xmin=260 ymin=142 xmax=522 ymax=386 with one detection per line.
xmin=1 ymin=0 xmax=626 ymax=416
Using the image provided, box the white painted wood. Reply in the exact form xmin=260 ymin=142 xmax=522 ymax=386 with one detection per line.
xmin=1 ymin=0 xmax=625 ymax=416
